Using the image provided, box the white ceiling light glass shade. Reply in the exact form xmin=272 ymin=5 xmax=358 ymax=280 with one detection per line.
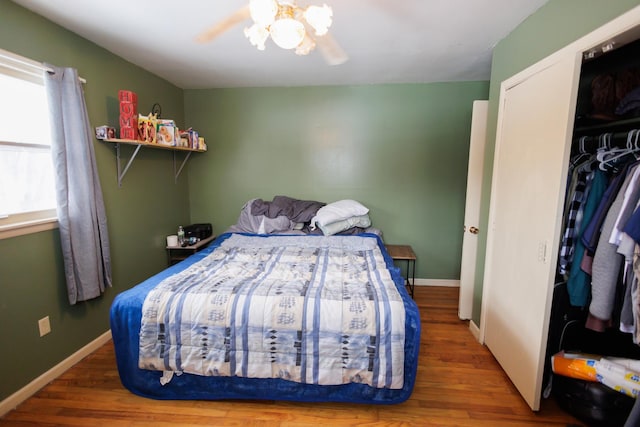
xmin=303 ymin=4 xmax=332 ymax=36
xmin=270 ymin=17 xmax=305 ymax=49
xmin=244 ymin=24 xmax=269 ymax=50
xmin=249 ymin=0 xmax=278 ymax=26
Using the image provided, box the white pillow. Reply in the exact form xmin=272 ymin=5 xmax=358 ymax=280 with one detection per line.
xmin=318 ymin=214 xmax=371 ymax=236
xmin=311 ymin=199 xmax=369 ymax=228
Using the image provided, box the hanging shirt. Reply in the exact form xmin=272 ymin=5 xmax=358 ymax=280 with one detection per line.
xmin=558 ymin=161 xmax=592 ymax=277
xmin=567 ymin=169 xmax=608 ymax=307
xmin=623 ymin=205 xmax=640 ymax=244
xmin=633 ymin=249 xmax=640 ymax=345
xmin=610 ymin=164 xmax=640 ymax=246
xmin=620 ymin=203 xmax=640 ymax=334
xmin=588 ymin=165 xmax=639 ymax=328
xmin=579 ymin=167 xmax=630 ymax=276
xmin=581 ymin=167 xmax=628 ymax=255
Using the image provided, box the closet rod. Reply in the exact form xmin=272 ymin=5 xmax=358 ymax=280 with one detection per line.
xmin=571 ymin=129 xmax=640 ymax=154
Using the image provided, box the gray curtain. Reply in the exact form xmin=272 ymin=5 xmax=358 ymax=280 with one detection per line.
xmin=45 ymin=65 xmax=112 ymax=305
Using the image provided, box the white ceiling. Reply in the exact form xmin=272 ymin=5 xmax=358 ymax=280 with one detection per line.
xmin=12 ymin=0 xmax=549 ymax=89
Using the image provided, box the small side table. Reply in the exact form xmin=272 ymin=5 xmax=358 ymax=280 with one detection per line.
xmin=166 ymin=234 xmax=216 ymax=266
xmin=385 ymin=244 xmax=416 ymax=298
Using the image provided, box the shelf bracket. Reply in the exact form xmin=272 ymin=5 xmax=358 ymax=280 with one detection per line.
xmin=173 ymin=151 xmax=193 ymax=183
xmin=115 ymin=143 xmax=143 ymax=187
xmin=105 ymin=139 xmax=203 ymax=187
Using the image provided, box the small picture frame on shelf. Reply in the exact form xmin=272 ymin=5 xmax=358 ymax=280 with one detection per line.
xmin=95 ymin=125 xmax=116 ymax=140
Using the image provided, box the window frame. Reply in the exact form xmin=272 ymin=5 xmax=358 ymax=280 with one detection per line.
xmin=0 ymin=211 xmax=58 ymax=239
xmin=0 ymin=49 xmax=58 ymax=240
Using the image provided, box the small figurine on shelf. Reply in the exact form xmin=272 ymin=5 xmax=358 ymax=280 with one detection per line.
xmin=179 ymin=128 xmax=200 ymax=149
xmin=138 ymin=113 xmax=158 ymax=144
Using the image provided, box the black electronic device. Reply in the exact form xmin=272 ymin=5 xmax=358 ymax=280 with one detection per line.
xmin=184 ymin=223 xmax=212 ymax=240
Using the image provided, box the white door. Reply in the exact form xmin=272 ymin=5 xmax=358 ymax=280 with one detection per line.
xmin=480 ymin=53 xmax=581 ymax=410
xmin=459 ymin=100 xmax=488 ymax=320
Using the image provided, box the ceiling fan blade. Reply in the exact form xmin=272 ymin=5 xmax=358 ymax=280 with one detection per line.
xmin=196 ymin=5 xmax=251 ymax=43
xmin=315 ymin=32 xmax=348 ymax=66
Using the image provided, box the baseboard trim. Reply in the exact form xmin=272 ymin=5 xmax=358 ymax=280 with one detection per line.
xmin=0 ymin=330 xmax=111 ymax=417
xmin=469 ymin=320 xmax=481 ymax=343
xmin=415 ymin=279 xmax=460 ymax=287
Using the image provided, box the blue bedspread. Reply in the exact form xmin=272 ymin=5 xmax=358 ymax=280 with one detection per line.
xmin=110 ymin=233 xmax=421 ymax=404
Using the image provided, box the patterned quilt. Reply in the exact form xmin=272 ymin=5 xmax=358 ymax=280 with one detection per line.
xmin=139 ymin=234 xmax=406 ymax=389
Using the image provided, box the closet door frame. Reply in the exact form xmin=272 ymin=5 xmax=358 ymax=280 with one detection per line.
xmin=479 ymin=5 xmax=640 ymax=411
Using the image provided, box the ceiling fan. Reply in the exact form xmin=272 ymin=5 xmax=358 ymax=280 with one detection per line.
xmin=196 ymin=0 xmax=348 ymax=65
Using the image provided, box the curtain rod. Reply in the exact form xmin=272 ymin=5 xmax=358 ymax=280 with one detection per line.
xmin=0 ymin=47 xmax=87 ymax=83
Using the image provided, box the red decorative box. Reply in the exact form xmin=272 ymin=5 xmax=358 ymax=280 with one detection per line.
xmin=119 ymin=114 xmax=137 ymax=129
xmin=120 ymin=127 xmax=137 ymax=140
xmin=120 ymin=102 xmax=136 ymax=117
xmin=118 ymin=90 xmax=138 ymax=141
xmin=118 ymin=90 xmax=138 ymax=104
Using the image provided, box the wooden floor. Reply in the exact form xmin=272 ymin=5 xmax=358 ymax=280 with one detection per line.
xmin=0 ymin=287 xmax=585 ymax=426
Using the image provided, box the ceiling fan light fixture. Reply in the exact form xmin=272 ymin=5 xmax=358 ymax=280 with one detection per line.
xmin=249 ymin=0 xmax=278 ymax=26
xmin=238 ymin=0 xmax=341 ymax=59
xmin=270 ymin=17 xmax=305 ymax=50
xmin=303 ymin=4 xmax=332 ymax=36
xmin=244 ymin=24 xmax=269 ymax=50
xmin=295 ymin=33 xmax=316 ymax=56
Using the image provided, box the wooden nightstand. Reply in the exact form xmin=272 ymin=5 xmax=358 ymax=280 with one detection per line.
xmin=385 ymin=244 xmax=416 ymax=298
xmin=166 ymin=234 xmax=216 ymax=266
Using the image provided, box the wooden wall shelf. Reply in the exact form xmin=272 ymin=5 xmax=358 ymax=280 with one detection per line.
xmin=104 ymin=138 xmax=207 ymax=153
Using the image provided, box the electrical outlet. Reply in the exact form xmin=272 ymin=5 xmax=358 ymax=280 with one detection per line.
xmin=38 ymin=316 xmax=51 ymax=337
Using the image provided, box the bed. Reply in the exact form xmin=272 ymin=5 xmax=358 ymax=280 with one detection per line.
xmin=110 ymin=226 xmax=420 ymax=404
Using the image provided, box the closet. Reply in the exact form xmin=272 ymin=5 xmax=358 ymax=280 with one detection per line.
xmin=545 ymin=37 xmax=640 ymax=425
xmin=480 ymin=7 xmax=640 ymax=412
xmin=553 ymin=37 xmax=640 ymax=340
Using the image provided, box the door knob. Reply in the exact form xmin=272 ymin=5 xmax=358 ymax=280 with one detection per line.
xmin=469 ymin=226 xmax=479 ymax=234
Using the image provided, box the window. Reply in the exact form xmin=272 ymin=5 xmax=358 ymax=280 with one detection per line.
xmin=0 ymin=50 xmax=57 ymax=239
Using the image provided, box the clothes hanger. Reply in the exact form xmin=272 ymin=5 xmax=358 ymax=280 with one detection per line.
xmin=597 ymin=130 xmax=639 ymax=170
xmin=570 ymin=136 xmax=592 ymax=168
xmin=631 ymin=128 xmax=640 ymax=159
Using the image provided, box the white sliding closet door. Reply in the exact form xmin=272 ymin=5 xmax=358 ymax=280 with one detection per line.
xmin=481 ymin=53 xmax=581 ymax=410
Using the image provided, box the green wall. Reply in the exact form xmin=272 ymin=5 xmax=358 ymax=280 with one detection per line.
xmin=472 ymin=0 xmax=640 ymax=324
xmin=3 ymin=0 xmax=638 ymax=406
xmin=0 ymin=0 xmax=491 ymax=405
xmin=0 ymin=2 xmax=190 ymax=401
xmin=184 ymin=83 xmax=489 ymax=279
